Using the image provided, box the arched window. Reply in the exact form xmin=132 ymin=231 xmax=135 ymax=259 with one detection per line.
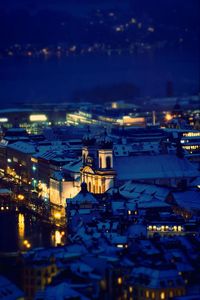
xmin=106 ymin=156 xmax=111 ymax=169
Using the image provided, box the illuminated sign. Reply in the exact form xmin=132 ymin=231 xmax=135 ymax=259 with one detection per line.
xmin=29 ymin=114 xmax=47 ymax=122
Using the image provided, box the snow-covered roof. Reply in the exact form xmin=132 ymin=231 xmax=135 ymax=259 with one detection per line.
xmin=127 ymin=224 xmax=147 ymax=237
xmin=0 ymin=275 xmax=24 ymax=300
xmin=114 ymin=154 xmax=199 ymax=180
xmin=68 ymin=183 xmax=97 ymax=204
xmin=173 ymin=191 xmax=200 ymax=212
xmin=8 ymin=141 xmax=36 ymax=154
xmin=109 ymin=234 xmax=127 ymax=245
xmin=190 ymin=177 xmax=200 ymax=187
xmin=114 ymin=142 xmax=160 ymax=156
xmin=69 ymin=192 xmax=97 ymax=204
xmin=43 ymin=283 xmax=90 ymax=300
xmin=63 ymin=159 xmax=82 ymax=173
xmin=131 ymin=266 xmax=184 ymax=288
xmin=119 ymin=182 xmax=170 ymax=200
xmin=0 ymin=189 xmax=12 ymax=195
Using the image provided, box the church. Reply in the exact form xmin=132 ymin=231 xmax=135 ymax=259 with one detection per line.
xmin=80 ymin=130 xmax=116 ymax=194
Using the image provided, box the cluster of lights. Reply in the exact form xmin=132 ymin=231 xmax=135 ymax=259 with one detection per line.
xmin=17 ymin=194 xmax=25 ymax=201
xmin=183 ymin=132 xmax=200 ymax=137
xmin=148 ymin=225 xmax=183 ymax=232
xmin=1 ymin=206 xmax=9 ymax=210
xmin=23 ymin=240 xmax=31 ymax=249
xmin=117 ymin=244 xmax=128 ymax=248
xmin=183 ymin=145 xmax=200 ymax=150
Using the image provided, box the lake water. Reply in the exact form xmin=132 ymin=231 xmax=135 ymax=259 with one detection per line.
xmin=0 ymin=50 xmax=199 ymax=106
xmin=0 ymin=211 xmax=66 ymax=253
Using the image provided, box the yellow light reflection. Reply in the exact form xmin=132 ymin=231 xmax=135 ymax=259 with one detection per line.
xmin=55 ymin=230 xmax=61 ymax=246
xmin=18 ymin=213 xmax=25 ymax=249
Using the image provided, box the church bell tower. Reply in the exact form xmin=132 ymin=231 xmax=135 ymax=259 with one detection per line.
xmin=81 ymin=130 xmax=116 ymax=194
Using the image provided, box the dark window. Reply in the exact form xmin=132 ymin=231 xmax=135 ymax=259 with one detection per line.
xmin=37 ymin=279 xmax=41 ymax=286
xmin=106 ymin=156 xmax=111 ymax=169
xmin=100 ymin=157 xmax=102 ymax=168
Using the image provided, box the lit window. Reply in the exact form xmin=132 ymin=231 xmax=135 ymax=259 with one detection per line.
xmin=152 ymin=291 xmax=155 ymax=299
xmin=169 ymin=291 xmax=173 ymax=298
xmin=161 ymin=292 xmax=165 ymax=299
xmin=129 ymin=286 xmax=133 ymax=293
xmin=117 ymin=277 xmax=122 ymax=285
xmin=100 ymin=280 xmax=106 ymax=290
xmin=146 ymin=290 xmax=150 ymax=298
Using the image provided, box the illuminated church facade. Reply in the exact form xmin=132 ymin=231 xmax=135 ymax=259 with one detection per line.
xmin=80 ymin=132 xmax=116 ymax=194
